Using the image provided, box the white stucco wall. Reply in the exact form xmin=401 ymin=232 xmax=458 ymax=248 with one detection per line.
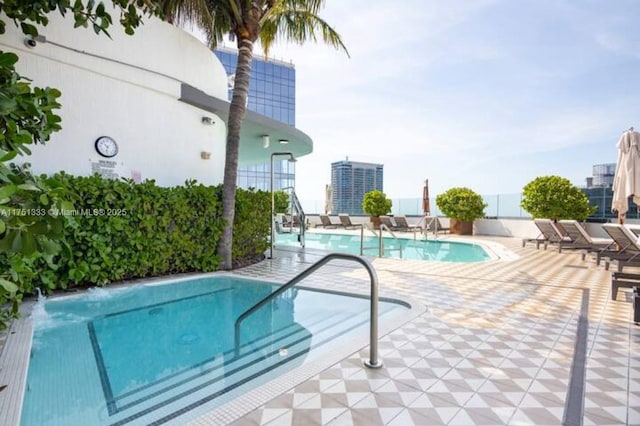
xmin=474 ymin=218 xmax=539 ymax=238
xmin=0 ymin=9 xmax=228 ymax=186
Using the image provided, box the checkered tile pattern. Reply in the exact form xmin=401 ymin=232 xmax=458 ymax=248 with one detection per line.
xmin=191 ymin=234 xmax=638 ymax=425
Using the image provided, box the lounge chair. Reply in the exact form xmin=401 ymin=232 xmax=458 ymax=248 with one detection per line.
xmin=281 ymin=214 xmax=292 ymax=227
xmin=611 ymin=271 xmax=640 ymax=301
xmin=393 ymin=215 xmax=422 ymax=232
xmin=523 ymin=219 xmax=573 ymax=252
xmin=275 ymin=214 xmax=292 ymax=234
xmin=601 ymin=224 xmax=640 ymax=272
xmin=317 ymin=214 xmax=339 ymax=229
xmin=424 ymin=216 xmax=449 ymax=234
xmin=338 ymin=214 xmax=361 ymax=229
xmin=380 ymin=215 xmax=399 ymax=230
xmin=292 ymin=214 xmax=307 ymax=229
xmin=558 ymin=220 xmax=613 ymax=258
xmin=522 ymin=219 xmax=551 ymax=249
xmin=522 ymin=219 xmax=562 ymax=249
xmin=521 ymin=230 xmax=547 ymax=249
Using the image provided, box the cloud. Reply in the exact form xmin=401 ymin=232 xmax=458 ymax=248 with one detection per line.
xmin=203 ymin=1 xmax=640 ymax=204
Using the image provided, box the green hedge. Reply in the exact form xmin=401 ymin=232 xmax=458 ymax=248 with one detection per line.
xmin=1 ymin=174 xmax=270 ymax=296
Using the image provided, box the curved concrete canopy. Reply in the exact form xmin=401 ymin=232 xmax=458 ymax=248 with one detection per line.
xmin=180 ymin=84 xmax=313 ymax=164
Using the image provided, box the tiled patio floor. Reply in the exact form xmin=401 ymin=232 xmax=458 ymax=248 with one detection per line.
xmin=2 ymin=232 xmax=638 ymax=425
xmin=198 ymin=233 xmax=639 ymax=426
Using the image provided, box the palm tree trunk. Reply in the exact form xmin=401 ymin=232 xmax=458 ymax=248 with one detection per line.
xmin=217 ymin=37 xmax=254 ymax=270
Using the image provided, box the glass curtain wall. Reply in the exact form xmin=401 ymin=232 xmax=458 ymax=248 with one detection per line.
xmin=214 ymin=48 xmax=296 ymax=191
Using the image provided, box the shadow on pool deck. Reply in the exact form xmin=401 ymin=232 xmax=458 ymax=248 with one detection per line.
xmin=1 ymin=233 xmax=637 ymax=426
xmin=208 ymin=234 xmax=636 ymax=426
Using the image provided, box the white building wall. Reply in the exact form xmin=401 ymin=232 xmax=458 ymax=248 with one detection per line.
xmin=0 ymin=10 xmax=228 ymax=186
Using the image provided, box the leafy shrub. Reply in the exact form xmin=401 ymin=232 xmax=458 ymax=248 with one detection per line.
xmin=232 ymin=186 xmax=270 ymax=265
xmin=362 ymin=190 xmax=392 ymax=217
xmin=436 ymin=187 xmax=487 ymax=221
xmin=0 ymin=1 xmax=171 ymax=329
xmin=0 ymin=51 xmax=66 ymax=328
xmin=273 ymin=190 xmax=289 ymax=213
xmin=521 ymin=176 xmax=596 ymax=220
xmin=0 ymin=174 xmax=271 ymax=328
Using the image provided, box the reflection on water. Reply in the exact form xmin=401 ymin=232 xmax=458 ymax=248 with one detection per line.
xmin=276 ymin=232 xmax=490 ymax=262
xmin=22 ymin=277 xmax=403 ymax=426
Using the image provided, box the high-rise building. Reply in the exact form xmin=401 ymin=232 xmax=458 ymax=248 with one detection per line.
xmin=583 ymin=163 xmax=638 ymax=220
xmin=214 ymin=48 xmax=296 ymax=191
xmin=331 ymin=160 xmax=384 ymax=215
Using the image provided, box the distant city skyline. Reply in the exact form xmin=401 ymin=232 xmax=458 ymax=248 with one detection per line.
xmin=258 ymin=0 xmax=640 ymax=203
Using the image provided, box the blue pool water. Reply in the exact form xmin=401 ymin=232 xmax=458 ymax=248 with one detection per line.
xmin=276 ymin=232 xmax=491 ymax=262
xmin=22 ymin=276 xmax=407 ymax=425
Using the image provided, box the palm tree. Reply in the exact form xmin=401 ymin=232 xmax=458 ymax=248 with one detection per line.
xmin=162 ymin=0 xmax=348 ymax=270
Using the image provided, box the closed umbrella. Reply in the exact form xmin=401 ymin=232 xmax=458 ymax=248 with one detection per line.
xmin=422 ymin=179 xmax=430 ymax=215
xmin=612 ymin=128 xmax=640 ymax=223
xmin=324 ymin=184 xmax=333 ymax=214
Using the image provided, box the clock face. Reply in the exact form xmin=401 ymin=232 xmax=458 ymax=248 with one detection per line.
xmin=95 ymin=136 xmax=118 ymax=158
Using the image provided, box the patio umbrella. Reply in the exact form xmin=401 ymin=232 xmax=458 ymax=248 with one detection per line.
xmin=612 ymin=128 xmax=640 ymax=223
xmin=422 ymin=179 xmax=430 ymax=215
xmin=324 ymin=184 xmax=333 ymax=214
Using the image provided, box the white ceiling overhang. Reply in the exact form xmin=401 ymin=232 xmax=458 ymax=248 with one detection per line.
xmin=180 ymin=84 xmax=313 ymax=164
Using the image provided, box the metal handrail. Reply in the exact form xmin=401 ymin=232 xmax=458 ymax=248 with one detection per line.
xmin=272 ymin=186 xmax=306 ymax=254
xmin=360 ymin=222 xmax=380 ymax=255
xmin=234 ymin=253 xmax=383 ymax=368
xmin=415 ymin=216 xmax=428 ymax=239
xmin=289 ymin=190 xmax=306 ymax=247
xmin=379 ymin=224 xmax=403 ymax=259
xmin=360 ymin=223 xmax=402 ymax=258
xmin=422 ymin=215 xmax=443 ymax=237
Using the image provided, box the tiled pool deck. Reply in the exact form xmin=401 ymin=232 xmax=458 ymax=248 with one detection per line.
xmin=2 ymin=232 xmax=639 ymax=425
xmin=208 ymin=232 xmax=638 ymax=426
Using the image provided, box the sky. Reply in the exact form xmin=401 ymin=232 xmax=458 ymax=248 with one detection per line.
xmin=243 ymin=0 xmax=640 ymax=203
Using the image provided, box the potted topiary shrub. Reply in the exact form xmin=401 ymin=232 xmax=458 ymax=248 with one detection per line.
xmin=362 ymin=190 xmax=392 ymax=230
xmin=521 ymin=175 xmax=596 ymax=221
xmin=435 ymin=187 xmax=487 ymax=235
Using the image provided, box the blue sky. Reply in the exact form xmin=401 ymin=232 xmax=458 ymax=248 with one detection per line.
xmin=261 ymin=0 xmax=640 ymax=202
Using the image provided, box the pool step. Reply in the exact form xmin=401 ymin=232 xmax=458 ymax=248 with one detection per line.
xmin=106 ymin=309 xmax=373 ymax=425
xmin=110 ymin=308 xmax=333 ymax=411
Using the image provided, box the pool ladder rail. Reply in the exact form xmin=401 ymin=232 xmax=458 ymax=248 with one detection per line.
xmin=415 ymin=215 xmax=442 ymax=238
xmin=234 ymin=253 xmax=383 ymax=369
xmin=360 ymin=223 xmax=403 ymax=259
xmin=270 ymin=188 xmax=306 ymax=259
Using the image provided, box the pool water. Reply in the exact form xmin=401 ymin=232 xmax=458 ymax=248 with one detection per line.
xmin=276 ymin=232 xmax=491 ymax=262
xmin=21 ymin=276 xmax=407 ymax=425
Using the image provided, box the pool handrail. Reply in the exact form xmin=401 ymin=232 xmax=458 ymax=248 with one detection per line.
xmin=360 ymin=222 xmax=380 ymax=255
xmin=233 ymin=253 xmax=383 ymax=369
xmin=360 ymin=223 xmax=403 ymax=258
xmin=380 ymin=223 xmax=403 ymax=259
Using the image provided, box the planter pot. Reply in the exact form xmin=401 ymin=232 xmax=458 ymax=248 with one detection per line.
xmin=450 ymin=219 xmax=473 ymax=235
xmin=370 ymin=216 xmax=381 ymax=230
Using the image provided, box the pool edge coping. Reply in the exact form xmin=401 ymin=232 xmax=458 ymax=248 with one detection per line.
xmin=0 ymin=304 xmax=33 ymax=426
xmin=187 ymin=272 xmax=427 ymax=426
xmin=1 ymin=270 xmax=426 ymax=426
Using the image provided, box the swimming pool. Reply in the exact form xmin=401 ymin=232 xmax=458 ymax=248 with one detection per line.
xmin=276 ymin=232 xmax=492 ymax=262
xmin=21 ymin=275 xmax=409 ymax=425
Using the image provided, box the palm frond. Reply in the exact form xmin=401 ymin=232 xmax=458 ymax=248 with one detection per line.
xmin=282 ymin=0 xmax=325 ymax=14
xmin=260 ymin=6 xmax=349 ymax=58
xmin=158 ymin=0 xmax=236 ymax=48
xmin=227 ymin=0 xmax=243 ymax=23
xmin=161 ymin=0 xmax=211 ymax=28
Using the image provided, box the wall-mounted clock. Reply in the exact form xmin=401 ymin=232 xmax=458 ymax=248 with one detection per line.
xmin=95 ymin=136 xmax=118 ymax=158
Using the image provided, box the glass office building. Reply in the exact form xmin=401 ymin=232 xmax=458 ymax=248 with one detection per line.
xmin=331 ymin=160 xmax=384 ymax=215
xmin=582 ymin=163 xmax=638 ymax=220
xmin=214 ymin=48 xmax=296 ymax=191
